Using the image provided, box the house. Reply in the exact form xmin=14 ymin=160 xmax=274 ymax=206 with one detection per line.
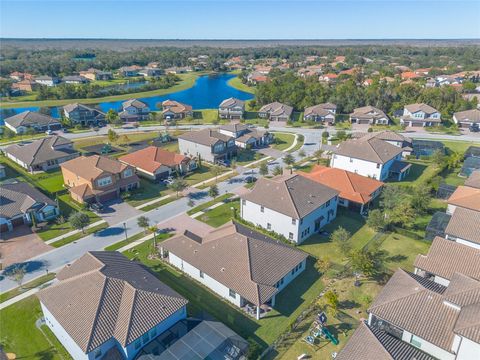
xmin=240 ymin=174 xmax=339 ymax=243
xmin=303 ymin=103 xmax=336 ymax=123
xmin=11 ymin=79 xmax=38 ymax=92
xmin=330 ymin=136 xmax=410 ymax=181
xmin=247 ymin=71 xmax=267 ymax=84
xmin=61 ymin=155 xmax=140 ymax=204
xmin=119 ymin=99 xmax=150 ymax=122
xmin=9 ymin=71 xmax=33 ymax=81
xmin=258 ymin=102 xmax=293 ymax=121
xmin=354 ymin=269 xmax=480 ymax=360
xmin=161 ymin=100 xmax=192 ymax=120
xmin=444 ymin=207 xmax=480 ymax=249
xmin=35 ymin=75 xmax=60 ymax=87
xmin=4 ymin=136 xmax=79 ymax=173
xmin=414 ymin=237 xmax=480 ymax=286
xmin=62 ymin=75 xmax=89 ymax=84
xmin=464 ymin=170 xmax=480 ymax=189
xmin=4 ymin=111 xmax=62 ymax=134
xmin=453 ymin=109 xmax=480 ymax=128
xmin=217 ymin=123 xmax=273 ymax=149
xmin=37 ymin=251 xmax=188 ymax=360
xmin=218 ymin=97 xmax=245 ymax=120
xmin=63 ymin=103 xmax=106 ymax=127
xmin=118 ymin=65 xmax=142 ymax=77
xmin=353 ymin=131 xmax=413 ymax=157
xmin=79 ymin=68 xmax=113 ymax=81
xmin=138 ymin=68 xmax=163 ymax=77
xmin=319 ymin=73 xmax=338 ymax=83
xmin=178 ymin=128 xmax=236 ymax=163
xmin=446 ymin=185 xmax=480 ymax=215
xmin=299 ymin=165 xmax=383 ymax=214
xmin=400 ymin=103 xmax=442 ymax=127
xmin=160 ymin=221 xmax=308 ymax=320
xmin=349 ymin=106 xmax=390 ymax=125
xmin=119 ymin=146 xmax=196 ymax=180
xmin=0 ymin=182 xmax=59 ymax=232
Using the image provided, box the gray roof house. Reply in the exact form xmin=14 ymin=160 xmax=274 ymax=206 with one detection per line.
xmin=63 ymin=103 xmax=106 ymax=127
xmin=303 ymin=103 xmax=337 ymax=123
xmin=161 ymin=221 xmax=308 ymax=319
xmin=178 ymin=128 xmax=236 ymax=163
xmin=258 ymin=102 xmax=293 ymax=121
xmin=37 ymin=251 xmax=188 ymax=360
xmin=453 ymin=109 xmax=480 ymax=128
xmin=353 ymin=131 xmax=413 ymax=156
xmin=349 ymin=106 xmax=390 ymax=125
xmin=62 ymin=75 xmax=89 ymax=84
xmin=217 ymin=123 xmax=273 ymax=149
xmin=120 ymin=99 xmax=150 ymax=122
xmin=400 ymin=103 xmax=442 ymax=127
xmin=4 ymin=111 xmax=62 ymax=134
xmin=4 ymin=136 xmax=79 ymax=173
xmin=0 ymin=182 xmax=59 ymax=233
xmin=218 ymin=97 xmax=245 ymax=120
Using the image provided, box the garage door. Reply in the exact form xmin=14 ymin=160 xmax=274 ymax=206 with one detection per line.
xmin=411 ymin=122 xmax=423 ymax=127
xmin=358 ymin=119 xmax=370 ymax=124
xmin=97 ymin=191 xmax=118 ymax=203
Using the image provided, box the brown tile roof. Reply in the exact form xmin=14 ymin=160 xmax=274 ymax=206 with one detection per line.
xmin=304 ymin=103 xmax=336 ymax=117
xmin=404 ymin=103 xmax=438 ymax=115
xmin=61 ymin=155 xmax=128 ymax=181
xmin=241 ymin=174 xmax=339 ymax=219
xmin=219 ymin=97 xmax=245 ymax=109
xmin=119 ymin=146 xmax=189 ymax=173
xmin=162 ymin=221 xmax=308 ymax=306
xmin=37 ymin=251 xmax=187 ymax=353
xmin=335 ymin=137 xmax=403 ymax=164
xmin=445 ymin=207 xmax=480 ymax=245
xmin=448 ymin=186 xmax=480 ymax=212
xmin=178 ymin=128 xmax=232 ymax=146
xmin=299 ymin=165 xmax=383 ymax=205
xmin=414 ymin=237 xmax=480 ymax=281
xmin=161 ymin=100 xmax=192 ymax=114
xmin=350 ymin=106 xmax=388 ymax=121
xmin=122 ymin=99 xmax=148 ymax=109
xmin=258 ymin=102 xmax=293 ymax=117
xmin=465 ymin=170 xmax=480 ymax=189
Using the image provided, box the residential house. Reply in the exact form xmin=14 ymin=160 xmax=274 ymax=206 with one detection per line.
xmin=303 ymin=103 xmax=336 ymax=123
xmin=0 ymin=182 xmax=59 ymax=232
xmin=63 ymin=103 xmax=106 ymax=127
xmin=217 ymin=123 xmax=273 ymax=149
xmin=349 ymin=106 xmax=390 ymax=125
xmin=444 ymin=207 xmax=480 ymax=249
xmin=4 ymin=136 xmax=79 ymax=173
xmin=138 ymin=68 xmax=163 ymax=77
xmin=62 ymin=75 xmax=89 ymax=84
xmin=161 ymin=100 xmax=192 ymax=120
xmin=446 ymin=185 xmax=480 ymax=215
xmin=453 ymin=109 xmax=480 ymax=128
xmin=35 ymin=75 xmax=60 ymax=87
xmin=118 ymin=65 xmax=142 ymax=77
xmin=299 ymin=165 xmax=383 ymax=214
xmin=37 ymin=251 xmax=188 ymax=360
xmin=240 ymin=174 xmax=339 ymax=243
xmin=9 ymin=71 xmax=33 ymax=81
xmin=165 ymin=66 xmax=191 ymax=74
xmin=160 ymin=221 xmax=308 ymax=320
xmin=353 ymin=131 xmax=413 ymax=157
xmin=79 ymin=68 xmax=113 ymax=81
xmin=400 ymin=103 xmax=442 ymax=127
xmin=11 ymin=79 xmax=37 ymax=92
xmin=247 ymin=71 xmax=268 ymax=84
xmin=61 ymin=155 xmax=140 ymax=204
xmin=4 ymin=111 xmax=62 ymax=134
xmin=119 ymin=146 xmax=196 ymax=181
xmin=330 ymin=136 xmax=410 ymax=181
xmin=464 ymin=171 xmax=480 ymax=189
xmin=178 ymin=128 xmax=236 ymax=163
xmin=218 ymin=97 xmax=245 ymax=120
xmin=319 ymin=73 xmax=338 ymax=83
xmin=119 ymin=99 xmax=150 ymax=122
xmin=258 ymin=102 xmax=293 ymax=121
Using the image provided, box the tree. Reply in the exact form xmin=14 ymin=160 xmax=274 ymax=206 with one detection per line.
xmin=348 ymin=249 xmax=385 ymax=278
xmin=210 ymin=164 xmax=223 ymax=183
xmin=108 ymin=128 xmax=119 ymax=143
xmin=315 ymin=257 xmax=331 ymax=274
xmin=6 ymin=265 xmax=26 ymax=289
xmin=137 ymin=216 xmax=150 ymax=234
xmin=106 ymin=109 xmax=118 ymax=123
xmin=283 ymin=154 xmax=295 ymax=174
xmin=149 ymin=112 xmax=157 ymax=122
xmin=208 ymin=184 xmax=219 ymax=199
xmin=314 ymin=149 xmax=324 ymax=164
xmin=69 ymin=212 xmax=90 ymax=233
xmin=169 ymin=178 xmax=188 ymax=197
xmin=330 ymin=227 xmax=351 ymax=256
xmin=2 ymin=127 xmax=15 ymax=139
xmin=273 ymin=165 xmax=283 ymax=176
xmin=324 ymin=290 xmax=339 ymax=315
xmin=431 ymin=149 xmax=446 ymax=167
xmin=410 ymin=185 xmax=432 ymax=215
xmin=447 ymin=151 xmax=463 ymax=170
xmin=298 ymin=149 xmax=306 ymax=158
xmin=259 ymin=162 xmax=269 ymax=177
xmin=336 ymin=130 xmax=347 ymax=141
xmin=380 ymin=185 xmax=405 ymax=212
xmin=366 ymin=209 xmax=386 ymax=231
xmin=148 ymin=225 xmax=158 ymax=247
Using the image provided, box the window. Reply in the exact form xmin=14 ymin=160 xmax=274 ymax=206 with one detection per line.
xmin=94 ymin=349 xmax=102 ymax=359
xmin=124 ymin=168 xmax=133 ymax=177
xmin=291 ymin=269 xmax=295 ymax=275
xmin=134 ymin=339 xmax=142 ymax=350
xmin=376 ymin=163 xmax=381 ymax=169
xmin=229 ymin=289 xmax=236 ymax=298
xmin=300 ymin=218 xmax=303 ymax=225
xmin=292 ymin=218 xmax=296 ymax=225
xmin=97 ymin=176 xmax=112 ymax=187
xmin=349 ymin=158 xmax=353 ymax=163
xmin=267 ymin=223 xmax=272 ymax=230
xmin=199 ymin=270 xmax=204 ymax=279
xmin=289 ymin=232 xmax=294 ymax=240
xmin=260 ymin=206 xmax=264 ymax=213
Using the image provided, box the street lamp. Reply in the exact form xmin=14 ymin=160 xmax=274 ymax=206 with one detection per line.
xmin=123 ymin=222 xmax=128 ymax=241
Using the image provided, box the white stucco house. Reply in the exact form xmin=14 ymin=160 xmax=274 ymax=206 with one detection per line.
xmin=240 ymin=174 xmax=339 ymax=243
xmin=119 ymin=99 xmax=150 ymax=122
xmin=217 ymin=123 xmax=273 ymax=149
xmin=37 ymin=251 xmax=188 ymax=360
xmin=400 ymin=103 xmax=442 ymax=127
xmin=349 ymin=106 xmax=390 ymax=125
xmin=178 ymin=128 xmax=236 ymax=163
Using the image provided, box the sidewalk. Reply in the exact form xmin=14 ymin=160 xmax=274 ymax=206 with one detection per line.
xmin=44 ymin=220 xmax=106 ymax=245
xmin=0 ymin=280 xmax=54 ymax=310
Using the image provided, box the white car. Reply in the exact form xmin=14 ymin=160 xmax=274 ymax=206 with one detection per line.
xmin=45 ymin=130 xmax=53 ymax=135
xmin=163 ymin=177 xmax=174 ymax=185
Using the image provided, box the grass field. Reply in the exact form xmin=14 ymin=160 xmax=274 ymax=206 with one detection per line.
xmin=271 ymin=132 xmax=296 ymax=151
xmin=197 ymin=199 xmax=240 ymax=227
xmin=186 ymin=193 xmax=233 ymax=215
xmin=0 ymin=274 xmax=56 ymax=303
xmin=227 ymin=76 xmax=256 ymax=94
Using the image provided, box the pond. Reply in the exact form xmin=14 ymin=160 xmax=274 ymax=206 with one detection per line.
xmin=0 ymin=73 xmax=254 ymax=123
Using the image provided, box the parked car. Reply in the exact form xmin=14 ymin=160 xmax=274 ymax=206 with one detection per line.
xmin=90 ymin=202 xmax=104 ymax=212
xmin=217 ymin=159 xmax=230 ymax=167
xmin=469 ymin=123 xmax=479 ymax=132
xmin=163 ymin=177 xmax=174 ymax=185
xmin=244 ymin=176 xmax=257 ymax=183
xmin=45 ymin=130 xmax=53 ymax=135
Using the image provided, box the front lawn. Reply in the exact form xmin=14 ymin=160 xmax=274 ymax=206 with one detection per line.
xmin=271 ymin=132 xmax=296 ymax=151
xmin=126 ymin=178 xmax=169 ymax=207
xmin=183 ymin=164 xmax=229 ymax=185
xmin=186 ymin=193 xmax=233 ymax=215
xmin=197 ymin=199 xmax=240 ymax=227
xmin=235 ymin=149 xmax=263 ymax=166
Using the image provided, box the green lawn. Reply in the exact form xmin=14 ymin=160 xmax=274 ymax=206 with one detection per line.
xmin=271 ymin=132 xmax=296 ymax=151
xmin=186 ymin=193 xmax=233 ymax=215
xmin=183 ymin=164 xmax=229 ymax=185
xmin=197 ymin=199 xmax=240 ymax=227
xmin=234 ymin=149 xmax=263 ymax=165
xmin=104 ymin=232 xmax=153 ymax=251
xmin=0 ymin=296 xmax=72 ymax=360
xmin=0 ymin=274 xmax=56 ymax=303
xmin=379 ymin=233 xmax=431 ymax=272
xmin=126 ymin=178 xmax=169 ymax=207
xmin=227 ymin=75 xmax=256 ymax=94
xmin=50 ymin=222 xmax=109 ymax=248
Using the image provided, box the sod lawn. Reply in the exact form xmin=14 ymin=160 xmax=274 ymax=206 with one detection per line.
xmin=271 ymin=132 xmax=296 ymax=151
xmin=197 ymin=199 xmax=240 ymax=227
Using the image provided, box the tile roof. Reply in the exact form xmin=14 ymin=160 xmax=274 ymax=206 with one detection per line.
xmin=405 ymin=103 xmax=439 ymax=114
xmin=445 ymin=207 xmax=480 ymax=245
xmin=37 ymin=251 xmax=187 ymax=353
xmin=219 ymin=97 xmax=245 ymax=108
xmin=61 ymin=155 xmax=129 ymax=181
xmin=304 ymin=103 xmax=336 ymax=117
xmin=335 ymin=137 xmax=403 ymax=164
xmin=122 ymin=99 xmax=148 ymax=109
xmin=414 ymin=236 xmax=480 ymax=281
xmin=162 ymin=221 xmax=308 ymax=306
xmin=299 ymin=165 xmax=383 ymax=205
xmin=465 ymin=170 xmax=480 ymax=189
xmin=218 ymin=123 xmax=249 ymax=133
xmin=4 ymin=111 xmax=60 ymax=129
xmin=350 ymin=106 xmax=388 ymax=121
xmin=161 ymin=100 xmax=192 ymax=114
xmin=355 ymin=130 xmax=412 ymax=144
xmin=63 ymin=103 xmax=105 ymax=115
xmin=119 ymin=146 xmax=189 ymax=173
xmin=178 ymin=128 xmax=232 ymax=146
xmin=4 ymin=136 xmax=78 ymax=166
xmin=258 ymin=102 xmax=293 ymax=117
xmin=447 ymin=185 xmax=480 ymax=212
xmin=241 ymin=174 xmax=339 ymax=219
xmin=0 ymin=181 xmax=56 ymax=219
xmin=454 ymin=108 xmax=480 ymax=124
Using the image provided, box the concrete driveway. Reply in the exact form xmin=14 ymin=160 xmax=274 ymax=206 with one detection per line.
xmin=0 ymin=226 xmax=53 ymax=267
xmin=257 ymin=147 xmax=284 ymax=158
xmin=156 ymin=213 xmax=214 ymax=237
xmin=97 ymin=199 xmax=142 ymax=225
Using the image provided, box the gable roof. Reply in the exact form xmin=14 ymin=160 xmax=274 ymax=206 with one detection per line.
xmin=119 ymin=146 xmax=189 ymax=173
xmin=63 ymin=103 xmax=105 ymax=115
xmin=122 ymin=99 xmax=148 ymax=109
xmin=414 ymin=236 xmax=480 ymax=281
xmin=448 ymin=185 xmax=480 ymax=212
xmin=178 ymin=128 xmax=232 ymax=146
xmin=299 ymin=165 xmax=383 ymax=205
xmin=445 ymin=207 xmax=480 ymax=245
xmin=162 ymin=221 xmax=308 ymax=306
xmin=405 ymin=103 xmax=439 ymax=114
xmin=304 ymin=103 xmax=336 ymax=117
xmin=61 ymin=155 xmax=129 ymax=181
xmin=4 ymin=111 xmax=60 ymax=129
xmin=37 ymin=251 xmax=187 ymax=353
xmin=161 ymin=100 xmax=192 ymax=114
xmin=219 ymin=97 xmax=245 ymax=108
xmin=454 ymin=109 xmax=480 ymax=123
xmin=350 ymin=106 xmax=388 ymax=120
xmin=0 ymin=181 xmax=56 ymax=219
xmin=258 ymin=102 xmax=293 ymax=117
xmin=218 ymin=123 xmax=249 ymax=133
xmin=354 ymin=130 xmax=412 ymax=144
xmin=335 ymin=137 xmax=403 ymax=164
xmin=4 ymin=136 xmax=78 ymax=166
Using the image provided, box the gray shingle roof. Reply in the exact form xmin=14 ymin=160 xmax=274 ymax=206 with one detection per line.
xmin=122 ymin=99 xmax=148 ymax=109
xmin=258 ymin=102 xmax=293 ymax=117
xmin=63 ymin=103 xmax=105 ymax=115
xmin=350 ymin=106 xmax=388 ymax=121
xmin=4 ymin=111 xmax=60 ymax=129
xmin=405 ymin=103 xmax=439 ymax=114
xmin=179 ymin=128 xmax=232 ymax=146
xmin=335 ymin=137 xmax=403 ymax=164
xmin=219 ymin=97 xmax=245 ymax=109
xmin=241 ymin=174 xmax=339 ymax=219
xmin=454 ymin=109 xmax=480 ymax=124
xmin=0 ymin=181 xmax=55 ymax=219
xmin=37 ymin=251 xmax=188 ymax=353
xmin=304 ymin=103 xmax=336 ymax=117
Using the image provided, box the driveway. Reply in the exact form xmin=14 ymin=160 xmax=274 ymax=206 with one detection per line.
xmin=257 ymin=147 xmax=284 ymax=158
xmin=156 ymin=213 xmax=214 ymax=237
xmin=97 ymin=199 xmax=142 ymax=225
xmin=0 ymin=226 xmax=53 ymax=267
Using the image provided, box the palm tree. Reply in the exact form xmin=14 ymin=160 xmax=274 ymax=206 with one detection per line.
xmin=283 ymin=154 xmax=295 ymax=174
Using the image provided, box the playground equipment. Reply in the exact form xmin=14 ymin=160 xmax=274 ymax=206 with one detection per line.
xmin=308 ymin=312 xmax=339 ymax=345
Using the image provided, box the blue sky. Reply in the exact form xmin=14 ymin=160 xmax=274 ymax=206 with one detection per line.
xmin=1 ymin=1 xmax=479 ymax=39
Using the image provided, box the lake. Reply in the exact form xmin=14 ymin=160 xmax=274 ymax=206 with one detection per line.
xmin=0 ymin=73 xmax=254 ymax=123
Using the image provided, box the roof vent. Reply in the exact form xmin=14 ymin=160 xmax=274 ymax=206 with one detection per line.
xmin=194 ymin=250 xmax=198 ymax=254
xmin=221 ymin=268 xmax=225 ymax=272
